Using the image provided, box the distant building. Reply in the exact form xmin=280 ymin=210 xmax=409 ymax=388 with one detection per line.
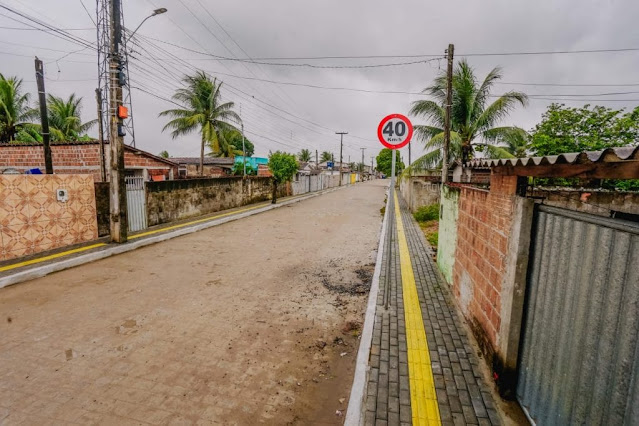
xmin=171 ymin=157 xmax=235 ymax=178
xmin=234 ymin=156 xmax=268 ymax=170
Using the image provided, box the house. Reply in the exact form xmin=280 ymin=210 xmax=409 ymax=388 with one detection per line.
xmin=171 ymin=157 xmax=235 ymax=178
xmin=0 ymin=141 xmax=178 ymax=181
xmin=234 ymin=156 xmax=268 ymax=171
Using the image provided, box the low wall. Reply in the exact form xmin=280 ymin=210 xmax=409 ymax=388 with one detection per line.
xmin=400 ymin=177 xmax=441 ymax=212
xmin=0 ymin=174 xmax=98 ymax=260
xmin=532 ymin=188 xmax=639 ymax=217
xmin=292 ymin=173 xmax=353 ymax=196
xmin=437 ymin=185 xmax=459 ymax=284
xmin=145 ymin=176 xmax=287 ymax=226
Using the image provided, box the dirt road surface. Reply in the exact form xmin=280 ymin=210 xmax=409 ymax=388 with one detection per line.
xmin=0 ymin=180 xmax=387 ymax=425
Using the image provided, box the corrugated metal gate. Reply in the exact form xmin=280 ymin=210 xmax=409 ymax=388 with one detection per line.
xmin=517 ymin=205 xmax=639 ymax=425
xmin=125 ymin=176 xmax=147 ymax=232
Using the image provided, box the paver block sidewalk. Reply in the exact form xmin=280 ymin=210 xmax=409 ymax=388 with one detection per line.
xmin=364 ymin=194 xmax=501 ymax=425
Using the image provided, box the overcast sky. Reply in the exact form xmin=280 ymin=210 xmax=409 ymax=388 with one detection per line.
xmin=1 ymin=0 xmax=638 ymax=164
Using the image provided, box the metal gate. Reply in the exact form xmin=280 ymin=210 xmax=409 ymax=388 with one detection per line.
xmin=125 ymin=176 xmax=147 ymax=232
xmin=517 ymin=205 xmax=639 ymax=425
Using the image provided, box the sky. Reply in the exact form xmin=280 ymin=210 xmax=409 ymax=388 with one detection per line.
xmin=1 ymin=0 xmax=638 ymax=165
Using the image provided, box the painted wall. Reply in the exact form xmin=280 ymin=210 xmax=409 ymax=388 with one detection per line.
xmin=145 ymin=176 xmax=288 ymax=226
xmin=436 ymin=185 xmax=459 ymax=285
xmin=0 ymin=174 xmax=98 ymax=260
xmin=399 ymin=177 xmax=441 ymax=212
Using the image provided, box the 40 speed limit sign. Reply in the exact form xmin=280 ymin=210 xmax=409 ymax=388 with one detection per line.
xmin=377 ymin=113 xmax=413 ymax=149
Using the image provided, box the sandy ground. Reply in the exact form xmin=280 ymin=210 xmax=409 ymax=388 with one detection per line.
xmin=0 ymin=180 xmax=387 ymax=425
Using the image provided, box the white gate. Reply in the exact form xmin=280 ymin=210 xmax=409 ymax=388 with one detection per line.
xmin=125 ymin=176 xmax=147 ymax=232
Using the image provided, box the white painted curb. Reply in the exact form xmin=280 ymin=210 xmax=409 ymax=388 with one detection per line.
xmin=0 ymin=187 xmax=343 ymax=290
xmin=344 ymin=184 xmax=390 ymax=425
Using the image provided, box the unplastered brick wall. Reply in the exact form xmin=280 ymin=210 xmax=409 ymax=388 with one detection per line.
xmin=451 ymin=175 xmax=518 ymax=355
xmin=0 ymin=144 xmax=103 ymax=180
xmin=0 ymin=174 xmax=98 ymax=261
xmin=124 ymin=150 xmax=177 ymax=179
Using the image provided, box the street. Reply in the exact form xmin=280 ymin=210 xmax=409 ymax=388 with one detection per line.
xmin=0 ymin=180 xmax=386 ymax=425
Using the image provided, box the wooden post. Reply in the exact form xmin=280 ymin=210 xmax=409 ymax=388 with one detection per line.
xmin=34 ymin=57 xmax=53 ymax=174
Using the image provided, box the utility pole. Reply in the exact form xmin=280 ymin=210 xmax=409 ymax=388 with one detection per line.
xmin=336 ymin=132 xmax=347 ymax=186
xmin=442 ymin=43 xmax=454 ymax=183
xmin=360 ymin=147 xmax=365 ymax=174
xmin=95 ymin=89 xmax=107 ymax=182
xmin=371 ymin=156 xmax=374 ymax=178
xmin=109 ymin=0 xmax=128 ymax=243
xmin=34 ymin=57 xmax=53 ymax=174
xmin=241 ymin=123 xmax=246 ymax=177
xmin=315 ymin=149 xmax=318 ymax=168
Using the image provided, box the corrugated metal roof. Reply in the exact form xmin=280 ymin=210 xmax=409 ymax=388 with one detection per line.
xmin=468 ymin=146 xmax=639 ymax=168
xmin=171 ymin=157 xmax=235 ymax=166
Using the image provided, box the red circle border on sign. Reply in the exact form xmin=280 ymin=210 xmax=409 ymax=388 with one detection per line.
xmin=377 ymin=113 xmax=413 ymax=150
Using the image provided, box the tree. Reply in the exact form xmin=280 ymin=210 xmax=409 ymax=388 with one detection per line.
xmin=160 ymin=71 xmax=241 ymax=176
xmin=0 ymin=74 xmax=38 ymax=143
xmin=376 ymin=148 xmax=405 ymax=176
xmin=231 ymin=161 xmax=256 ymax=176
xmin=320 ymin=151 xmax=333 ymax=162
xmin=219 ymin=129 xmax=253 ymax=157
xmin=159 ymin=150 xmax=169 ymax=158
xmin=208 ymin=128 xmax=244 ymax=158
xmin=531 ymin=103 xmax=639 ymax=156
xmin=408 ymin=59 xmax=528 ymax=172
xmin=298 ymin=148 xmax=312 ymax=162
xmin=268 ymin=151 xmax=298 ymax=204
xmin=46 ymin=94 xmax=96 ymax=141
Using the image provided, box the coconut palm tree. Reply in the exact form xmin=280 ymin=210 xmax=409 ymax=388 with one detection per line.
xmin=0 ymin=74 xmax=38 ymax=143
xmin=47 ymin=94 xmax=96 ymax=141
xmin=160 ymin=72 xmax=241 ymax=176
xmin=320 ymin=151 xmax=333 ymax=163
xmin=207 ymin=128 xmax=243 ymax=158
xmin=408 ymin=60 xmax=528 ymax=173
xmin=298 ymin=148 xmax=312 ymax=162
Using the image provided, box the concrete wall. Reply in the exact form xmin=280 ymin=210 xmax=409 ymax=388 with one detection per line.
xmin=0 ymin=174 xmax=98 ymax=260
xmin=145 ymin=176 xmax=288 ymax=226
xmin=400 ymin=177 xmax=441 ymax=212
xmin=531 ymin=188 xmax=639 ymax=217
xmin=292 ymin=173 xmax=355 ymax=196
xmin=437 ymin=185 xmax=459 ymax=284
xmin=94 ymin=182 xmax=110 ymax=237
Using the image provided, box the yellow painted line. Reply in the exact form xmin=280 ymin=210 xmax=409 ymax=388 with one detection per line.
xmin=394 ymin=192 xmax=441 ymax=426
xmin=0 ymin=243 xmax=107 ymax=273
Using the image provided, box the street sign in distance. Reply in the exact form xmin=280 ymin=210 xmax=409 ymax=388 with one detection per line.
xmin=377 ymin=114 xmax=413 ymax=150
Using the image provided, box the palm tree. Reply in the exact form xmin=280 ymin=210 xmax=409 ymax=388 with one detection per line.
xmin=160 ymin=72 xmax=241 ymax=176
xmin=0 ymin=74 xmax=38 ymax=142
xmin=47 ymin=94 xmax=96 ymax=141
xmin=207 ymin=128 xmax=243 ymax=158
xmin=298 ymin=149 xmax=312 ymax=162
xmin=408 ymin=59 xmax=528 ymax=172
xmin=320 ymin=151 xmax=333 ymax=163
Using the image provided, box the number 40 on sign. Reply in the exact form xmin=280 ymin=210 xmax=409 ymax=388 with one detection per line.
xmin=377 ymin=113 xmax=413 ymax=150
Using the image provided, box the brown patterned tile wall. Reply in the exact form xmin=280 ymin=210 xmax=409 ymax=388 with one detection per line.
xmin=0 ymin=175 xmax=98 ymax=261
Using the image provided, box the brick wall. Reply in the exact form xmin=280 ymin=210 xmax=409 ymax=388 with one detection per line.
xmin=451 ymin=175 xmax=519 ymax=356
xmin=124 ymin=150 xmax=177 ymax=179
xmin=0 ymin=144 xmax=103 ymax=181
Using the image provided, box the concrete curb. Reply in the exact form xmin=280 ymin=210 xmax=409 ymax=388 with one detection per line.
xmin=0 ymin=186 xmax=343 ymax=290
xmin=344 ymin=185 xmax=390 ymax=425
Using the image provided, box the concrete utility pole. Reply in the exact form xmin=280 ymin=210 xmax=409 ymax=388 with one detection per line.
xmin=371 ymin=156 xmax=374 ymax=177
xmin=109 ymin=0 xmax=128 ymax=243
xmin=241 ymin=123 xmax=246 ymax=176
xmin=360 ymin=147 xmax=365 ymax=173
xmin=95 ymin=89 xmax=107 ymax=182
xmin=442 ymin=43 xmax=454 ymax=183
xmin=315 ymin=149 xmax=318 ymax=168
xmin=336 ymin=132 xmax=347 ymax=186
xmin=34 ymin=57 xmax=53 ymax=174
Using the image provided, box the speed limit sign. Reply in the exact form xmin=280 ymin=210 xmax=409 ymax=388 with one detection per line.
xmin=377 ymin=114 xmax=413 ymax=149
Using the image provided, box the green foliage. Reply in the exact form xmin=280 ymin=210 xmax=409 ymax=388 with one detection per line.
xmin=0 ymin=74 xmax=38 ymax=143
xmin=298 ymin=148 xmax=312 ymax=162
xmin=231 ymin=161 xmax=256 ymax=176
xmin=158 ymin=150 xmax=169 ymax=158
xmin=376 ymin=148 xmax=405 ymax=176
xmin=426 ymin=231 xmax=438 ymax=247
xmin=46 ymin=94 xmax=96 ymax=141
xmin=207 ymin=128 xmax=244 ymax=158
xmin=221 ymin=130 xmax=253 ymax=157
xmin=408 ymin=59 xmax=528 ymax=172
xmin=320 ymin=151 xmax=333 ymax=162
xmin=268 ymin=151 xmax=298 ymax=183
xmin=414 ymin=204 xmax=439 ymax=222
xmin=530 ymin=103 xmax=639 ymax=156
xmin=160 ymin=71 xmax=241 ymax=174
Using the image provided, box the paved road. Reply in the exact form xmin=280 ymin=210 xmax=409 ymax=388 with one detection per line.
xmin=0 ymin=180 xmax=386 ymax=425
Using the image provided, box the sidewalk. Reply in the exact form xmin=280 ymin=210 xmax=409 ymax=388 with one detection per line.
xmin=0 ymin=189 xmax=338 ymax=288
xmin=353 ymin=192 xmax=501 ymax=426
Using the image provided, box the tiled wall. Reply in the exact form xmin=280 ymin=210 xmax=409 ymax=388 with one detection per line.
xmin=0 ymin=175 xmax=98 ymax=261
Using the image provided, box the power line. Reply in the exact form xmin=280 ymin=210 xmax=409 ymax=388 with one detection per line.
xmin=498 ymin=82 xmax=639 ymax=87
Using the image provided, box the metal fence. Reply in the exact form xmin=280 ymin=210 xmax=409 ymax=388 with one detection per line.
xmin=125 ymin=176 xmax=147 ymax=232
xmin=517 ymin=205 xmax=639 ymax=425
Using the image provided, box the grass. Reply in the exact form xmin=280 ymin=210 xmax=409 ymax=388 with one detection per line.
xmin=415 ymin=204 xmax=440 ymax=256
xmin=414 ymin=204 xmax=439 ymax=223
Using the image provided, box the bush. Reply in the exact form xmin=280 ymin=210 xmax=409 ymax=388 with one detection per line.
xmin=414 ymin=204 xmax=439 ymax=222
xmin=426 ymin=231 xmax=438 ymax=247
